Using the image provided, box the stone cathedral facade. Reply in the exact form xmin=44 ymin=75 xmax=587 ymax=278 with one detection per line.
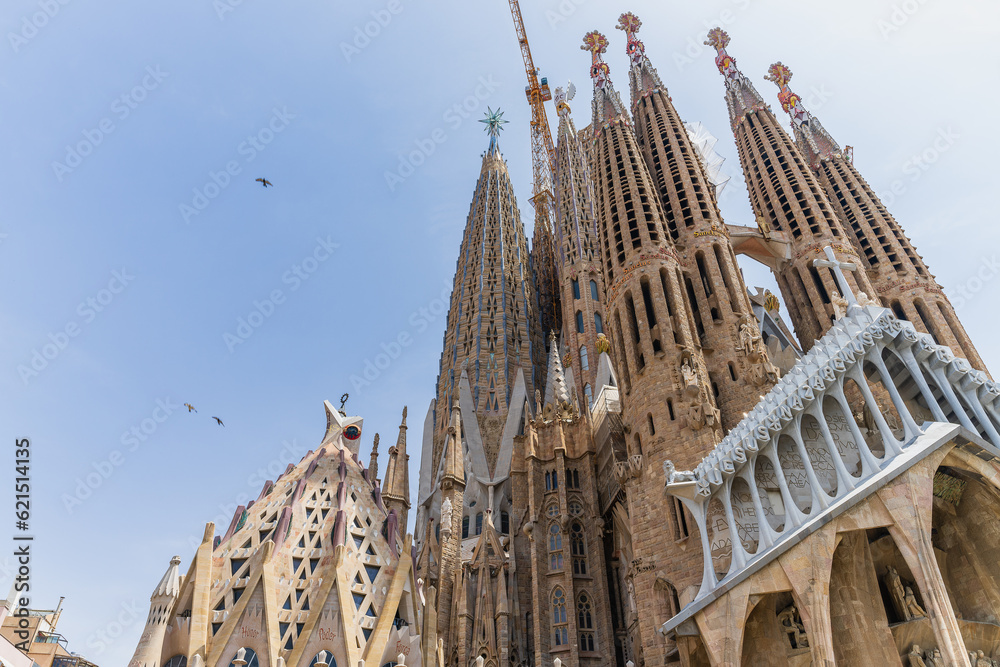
xmin=131 ymin=12 xmax=1000 ymax=667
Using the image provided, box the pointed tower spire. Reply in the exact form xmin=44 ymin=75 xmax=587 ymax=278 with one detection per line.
xmin=621 ymin=13 xmax=779 ymax=428
xmin=383 ymin=407 xmax=411 ymax=527
xmin=705 ymin=28 xmax=876 ymax=350
xmin=581 ymin=25 xmax=725 ymax=665
xmin=582 ymin=30 xmax=629 ymax=129
xmin=704 ymin=27 xmax=768 ymax=129
xmin=443 ymin=399 xmax=465 ymax=485
xmin=763 ymin=61 xmax=986 ymax=370
xmin=368 ymin=433 xmax=380 ymax=482
xmin=542 ymin=332 xmax=569 ymax=410
xmin=552 ymin=81 xmax=603 ymax=407
xmin=764 ymin=63 xmax=840 ymax=167
xmin=433 ymin=115 xmax=544 ymax=478
xmin=129 ymin=555 xmax=182 ymax=667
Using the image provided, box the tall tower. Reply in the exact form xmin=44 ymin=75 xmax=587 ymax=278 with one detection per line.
xmin=764 ymin=61 xmax=987 ymax=370
xmin=552 ymin=84 xmax=606 ymax=405
xmin=382 ymin=406 xmax=411 ymax=529
xmin=432 ymin=108 xmax=544 ymax=472
xmin=531 ymin=218 xmax=563 ymax=345
xmin=705 ymin=28 xmax=877 ymax=350
xmin=582 ymin=30 xmax=720 ymax=667
xmin=620 ymin=13 xmax=778 ymax=430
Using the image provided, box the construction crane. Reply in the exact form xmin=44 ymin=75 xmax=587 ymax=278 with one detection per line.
xmin=507 ymin=0 xmax=557 ymax=205
xmin=507 ymin=0 xmax=562 ymax=339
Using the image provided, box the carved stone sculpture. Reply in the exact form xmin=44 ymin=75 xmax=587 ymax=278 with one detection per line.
xmin=832 ymin=293 xmax=849 ymax=320
xmin=904 ymin=586 xmax=926 ymax=619
xmin=907 ymin=645 xmax=926 ymax=667
xmin=885 ymin=566 xmax=907 ymax=620
xmin=663 ymin=460 xmax=696 ymax=484
xmin=777 ymin=604 xmax=808 ymax=649
xmin=440 ymin=498 xmax=453 ymax=536
xmin=681 ymin=358 xmax=698 ymax=391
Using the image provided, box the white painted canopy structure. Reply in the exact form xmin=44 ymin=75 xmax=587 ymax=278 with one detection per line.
xmin=663 ymin=297 xmax=1000 ymax=633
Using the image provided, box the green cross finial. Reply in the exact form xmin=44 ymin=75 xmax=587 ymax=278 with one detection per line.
xmin=480 ymin=107 xmax=509 ymax=138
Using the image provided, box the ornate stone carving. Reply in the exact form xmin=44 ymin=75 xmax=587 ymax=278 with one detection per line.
xmin=663 ymin=460 xmax=696 ymax=484
xmin=681 ymin=358 xmax=699 ymax=395
xmin=903 ymin=586 xmax=926 ymax=619
xmin=832 ymin=292 xmax=849 ymax=320
xmin=777 ymin=604 xmax=809 ymax=649
xmin=885 ymin=566 xmax=907 ymax=619
xmin=440 ymin=498 xmax=453 ymax=537
xmin=907 ymin=645 xmax=926 ymax=667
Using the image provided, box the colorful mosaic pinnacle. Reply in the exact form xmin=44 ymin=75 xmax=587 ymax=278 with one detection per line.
xmin=581 ymin=30 xmax=611 ymax=85
xmin=766 ymin=61 xmax=810 ymax=126
xmin=616 ymin=12 xmax=645 ymax=63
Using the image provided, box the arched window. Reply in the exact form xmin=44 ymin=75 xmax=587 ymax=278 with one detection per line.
xmin=164 ymin=657 xmax=187 ymax=667
xmin=580 ymin=345 xmax=589 ymax=371
xmin=545 ymin=471 xmax=552 ymax=491
xmin=462 ymin=515 xmax=469 ymax=539
xmin=475 ymin=512 xmax=483 ymax=535
xmin=572 ymin=279 xmax=581 ymax=299
xmin=501 ymin=510 xmax=510 ymax=534
xmin=584 ymin=383 xmax=593 ymax=408
xmin=576 ymin=311 xmax=585 ymax=333
xmin=590 ymin=280 xmax=600 ymax=302
xmin=549 ymin=524 xmax=564 ymax=570
xmin=594 ymin=312 xmax=604 ymax=334
xmin=578 ymin=593 xmax=595 ymax=651
xmin=552 ymin=588 xmax=568 ymax=646
xmin=571 ymin=521 xmax=587 ymax=575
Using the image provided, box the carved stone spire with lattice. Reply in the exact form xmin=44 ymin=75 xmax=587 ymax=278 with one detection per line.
xmin=706 ymin=28 xmax=877 ymax=350
xmin=622 ymin=13 xmax=779 ymax=429
xmin=433 ymin=111 xmax=544 ymax=474
xmin=582 ymin=27 xmax=722 ymax=665
xmin=764 ymin=61 xmax=986 ymax=371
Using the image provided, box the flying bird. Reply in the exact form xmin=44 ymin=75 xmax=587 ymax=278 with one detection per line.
xmin=212 ymin=416 xmax=225 ymax=427
xmin=184 ymin=403 xmax=197 ymax=413
xmin=255 ymin=178 xmax=273 ymax=188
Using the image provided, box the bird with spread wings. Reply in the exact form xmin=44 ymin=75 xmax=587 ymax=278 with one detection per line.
xmin=255 ymin=178 xmax=273 ymax=188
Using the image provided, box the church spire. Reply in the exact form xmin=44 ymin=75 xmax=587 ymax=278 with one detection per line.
xmin=582 ymin=30 xmax=629 ymax=129
xmin=443 ymin=399 xmax=465 ymax=485
xmin=383 ymin=407 xmax=411 ymax=527
xmin=129 ymin=556 xmax=182 ymax=667
xmin=432 ymin=115 xmax=543 ymax=477
xmin=764 ymin=62 xmax=841 ymax=168
xmin=704 ymin=27 xmax=768 ymax=129
xmin=621 ymin=13 xmax=779 ymax=428
xmin=542 ymin=331 xmax=569 ymax=410
xmin=706 ymin=27 xmax=877 ymax=350
xmin=764 ymin=61 xmax=986 ymax=370
xmin=368 ymin=433 xmax=380 ymax=482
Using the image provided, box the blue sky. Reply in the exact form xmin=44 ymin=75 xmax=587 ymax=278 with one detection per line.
xmin=1 ymin=0 xmax=997 ymax=664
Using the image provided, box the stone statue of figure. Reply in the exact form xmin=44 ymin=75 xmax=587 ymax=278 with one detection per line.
xmin=832 ymin=293 xmax=849 ymax=319
xmin=904 ymin=586 xmax=926 ymax=619
xmin=975 ymin=650 xmax=992 ymax=667
xmin=925 ymin=648 xmax=942 ymax=667
xmin=738 ymin=318 xmax=762 ymax=359
xmin=625 ymin=576 xmax=637 ymax=615
xmin=885 ymin=566 xmax=908 ymax=619
xmin=907 ymin=645 xmax=927 ymax=667
xmin=663 ymin=460 xmax=696 ymax=484
xmin=681 ymin=358 xmax=698 ymax=388
xmin=856 ymin=291 xmax=879 ymax=307
xmin=439 ymin=498 xmax=453 ymax=534
xmin=777 ymin=605 xmax=808 ymax=649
